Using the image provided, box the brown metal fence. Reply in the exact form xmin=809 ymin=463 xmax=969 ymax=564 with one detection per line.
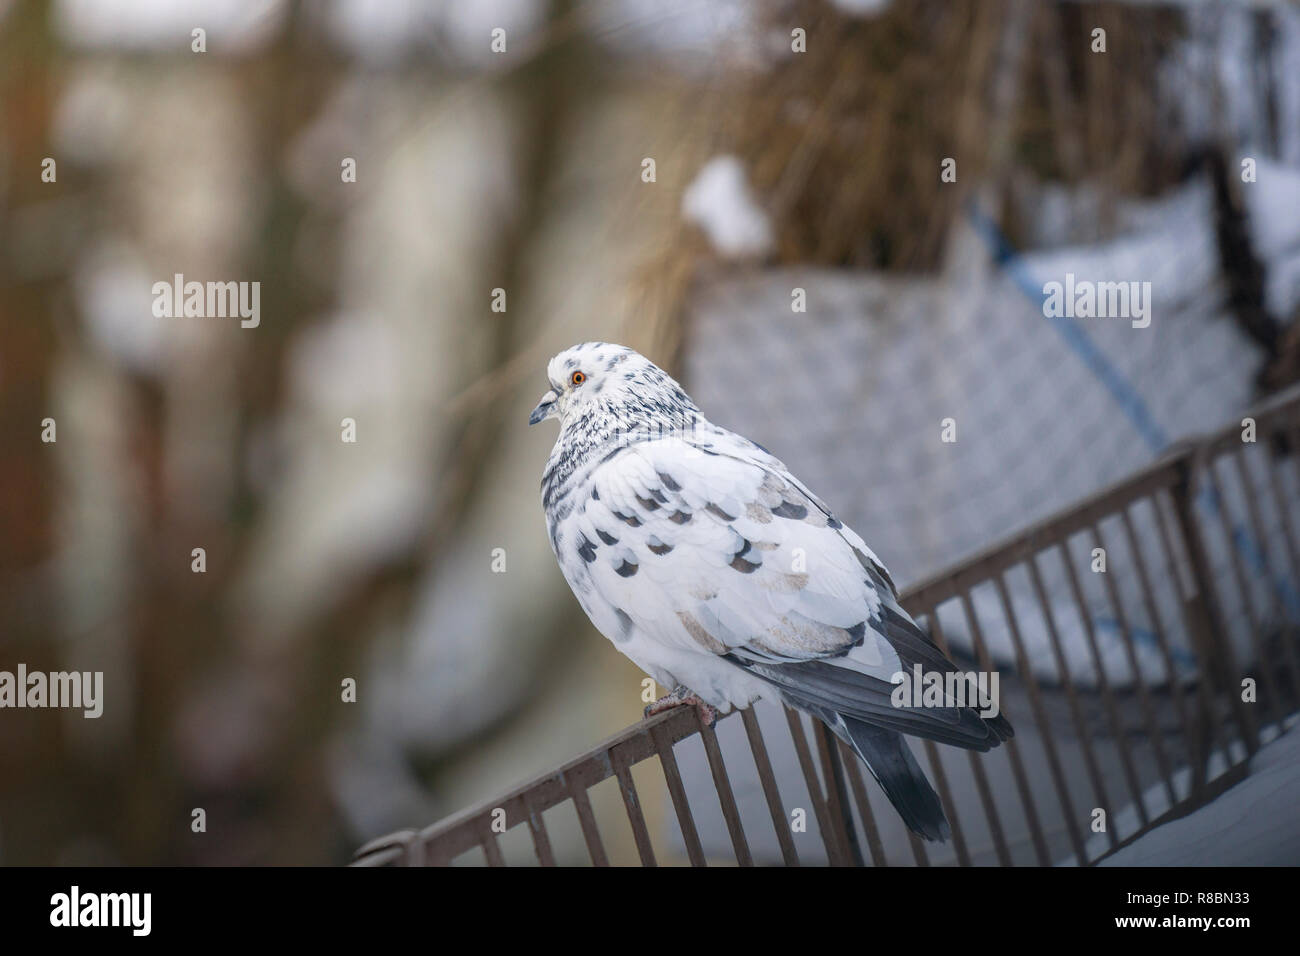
xmin=352 ymin=386 xmax=1300 ymax=867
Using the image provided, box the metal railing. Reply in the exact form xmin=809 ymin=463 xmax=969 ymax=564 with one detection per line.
xmin=353 ymin=385 xmax=1300 ymax=866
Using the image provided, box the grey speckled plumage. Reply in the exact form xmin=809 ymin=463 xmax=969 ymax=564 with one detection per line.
xmin=530 ymin=342 xmax=1012 ymax=842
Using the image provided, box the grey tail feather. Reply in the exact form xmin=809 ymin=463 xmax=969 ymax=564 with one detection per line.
xmin=840 ymin=715 xmax=951 ymax=843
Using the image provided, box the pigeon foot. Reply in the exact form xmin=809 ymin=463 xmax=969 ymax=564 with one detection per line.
xmin=645 ymin=685 xmax=717 ymax=727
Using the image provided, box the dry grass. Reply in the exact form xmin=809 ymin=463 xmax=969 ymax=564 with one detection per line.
xmin=652 ymin=0 xmax=1190 ymax=281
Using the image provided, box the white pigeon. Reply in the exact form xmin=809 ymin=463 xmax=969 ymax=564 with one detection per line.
xmin=530 ymin=342 xmax=1012 ymax=842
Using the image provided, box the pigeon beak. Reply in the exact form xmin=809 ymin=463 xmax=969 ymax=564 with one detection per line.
xmin=529 ymin=389 xmax=559 ymax=426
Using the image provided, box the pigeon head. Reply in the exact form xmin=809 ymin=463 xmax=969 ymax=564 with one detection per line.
xmin=529 ymin=342 xmax=700 ymax=433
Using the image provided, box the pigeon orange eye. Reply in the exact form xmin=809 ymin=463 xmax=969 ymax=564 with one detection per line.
xmin=570 ymin=371 xmax=586 ymax=387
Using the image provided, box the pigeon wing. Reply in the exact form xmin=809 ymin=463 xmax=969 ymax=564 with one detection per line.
xmin=571 ymin=432 xmax=1009 ymax=750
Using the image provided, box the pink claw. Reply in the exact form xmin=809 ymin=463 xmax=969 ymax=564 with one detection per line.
xmin=645 ymin=690 xmax=717 ymax=727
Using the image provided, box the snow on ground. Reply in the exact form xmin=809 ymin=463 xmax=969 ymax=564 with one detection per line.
xmin=1099 ymin=724 xmax=1300 ymax=867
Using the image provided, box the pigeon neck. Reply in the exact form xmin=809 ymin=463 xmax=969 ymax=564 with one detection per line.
xmin=541 ymin=407 xmax=702 ymax=512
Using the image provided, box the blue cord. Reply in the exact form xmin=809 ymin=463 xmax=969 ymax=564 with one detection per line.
xmin=965 ymin=201 xmax=1300 ymax=640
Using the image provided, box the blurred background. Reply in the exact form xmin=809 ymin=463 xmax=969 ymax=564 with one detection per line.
xmin=1 ymin=0 xmax=1298 ymax=865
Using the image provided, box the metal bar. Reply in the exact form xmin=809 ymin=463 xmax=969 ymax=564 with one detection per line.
xmin=1120 ymin=505 xmax=1195 ymax=764
xmin=403 ymin=833 xmax=426 ymax=867
xmin=1289 ymin=424 xmax=1300 ymax=503
xmin=480 ymin=829 xmax=505 ymax=867
xmin=1026 ymin=553 xmax=1117 ymax=855
xmin=1264 ymin=426 xmax=1300 ymax=580
xmin=652 ymin=726 xmax=707 ymax=866
xmin=1057 ymin=539 xmax=1151 ymax=829
xmin=1089 ymin=522 xmax=1177 ymax=808
xmin=1153 ymin=486 xmax=1232 ymax=795
xmin=913 ymin=611 xmax=973 ymax=866
xmin=1233 ymin=447 xmax=1300 ymax=707
xmin=993 ymin=572 xmax=1089 ymax=866
xmin=1204 ymin=460 xmax=1285 ymax=730
xmin=425 ymin=841 xmax=452 ymax=867
xmin=1288 ymin=425 xmax=1300 ymax=504
xmin=740 ymin=707 xmax=800 ymax=866
xmin=352 ymin=831 xmax=417 ymax=867
xmin=614 ymin=763 xmax=657 ymax=866
xmin=918 ymin=738 xmax=969 ymax=865
xmin=784 ymin=706 xmax=845 ymax=865
xmin=699 ymin=720 xmax=753 ymax=866
xmin=815 ymin=721 xmax=865 ymax=866
xmin=1264 ymin=426 xmax=1300 ymax=584
xmin=1261 ymin=432 xmax=1300 ymax=711
xmin=565 ymin=777 xmax=609 ymax=867
xmin=1172 ymin=458 xmax=1261 ymax=758
xmin=906 ymin=829 xmax=931 ymax=867
xmin=1232 ymin=448 xmax=1283 ymax=616
xmin=959 ymin=590 xmax=1051 ymax=865
xmin=838 ymin=740 xmax=889 ymax=866
xmin=927 ymin=610 xmax=1012 ymax=866
xmin=525 ymin=803 xmax=557 ymax=866
xmin=352 ymin=845 xmax=405 ymax=867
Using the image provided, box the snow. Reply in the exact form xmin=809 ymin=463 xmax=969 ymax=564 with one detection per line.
xmin=828 ymin=0 xmax=893 ymax=17
xmin=322 ymin=0 xmax=544 ymax=67
xmin=1099 ymin=726 xmax=1300 ymax=866
xmin=1242 ymin=156 xmax=1300 ymax=319
xmin=681 ymin=156 xmax=775 ymax=261
xmin=75 ymin=241 xmax=172 ymax=376
xmin=584 ymin=0 xmax=756 ymax=63
xmin=54 ymin=0 xmax=286 ymax=52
